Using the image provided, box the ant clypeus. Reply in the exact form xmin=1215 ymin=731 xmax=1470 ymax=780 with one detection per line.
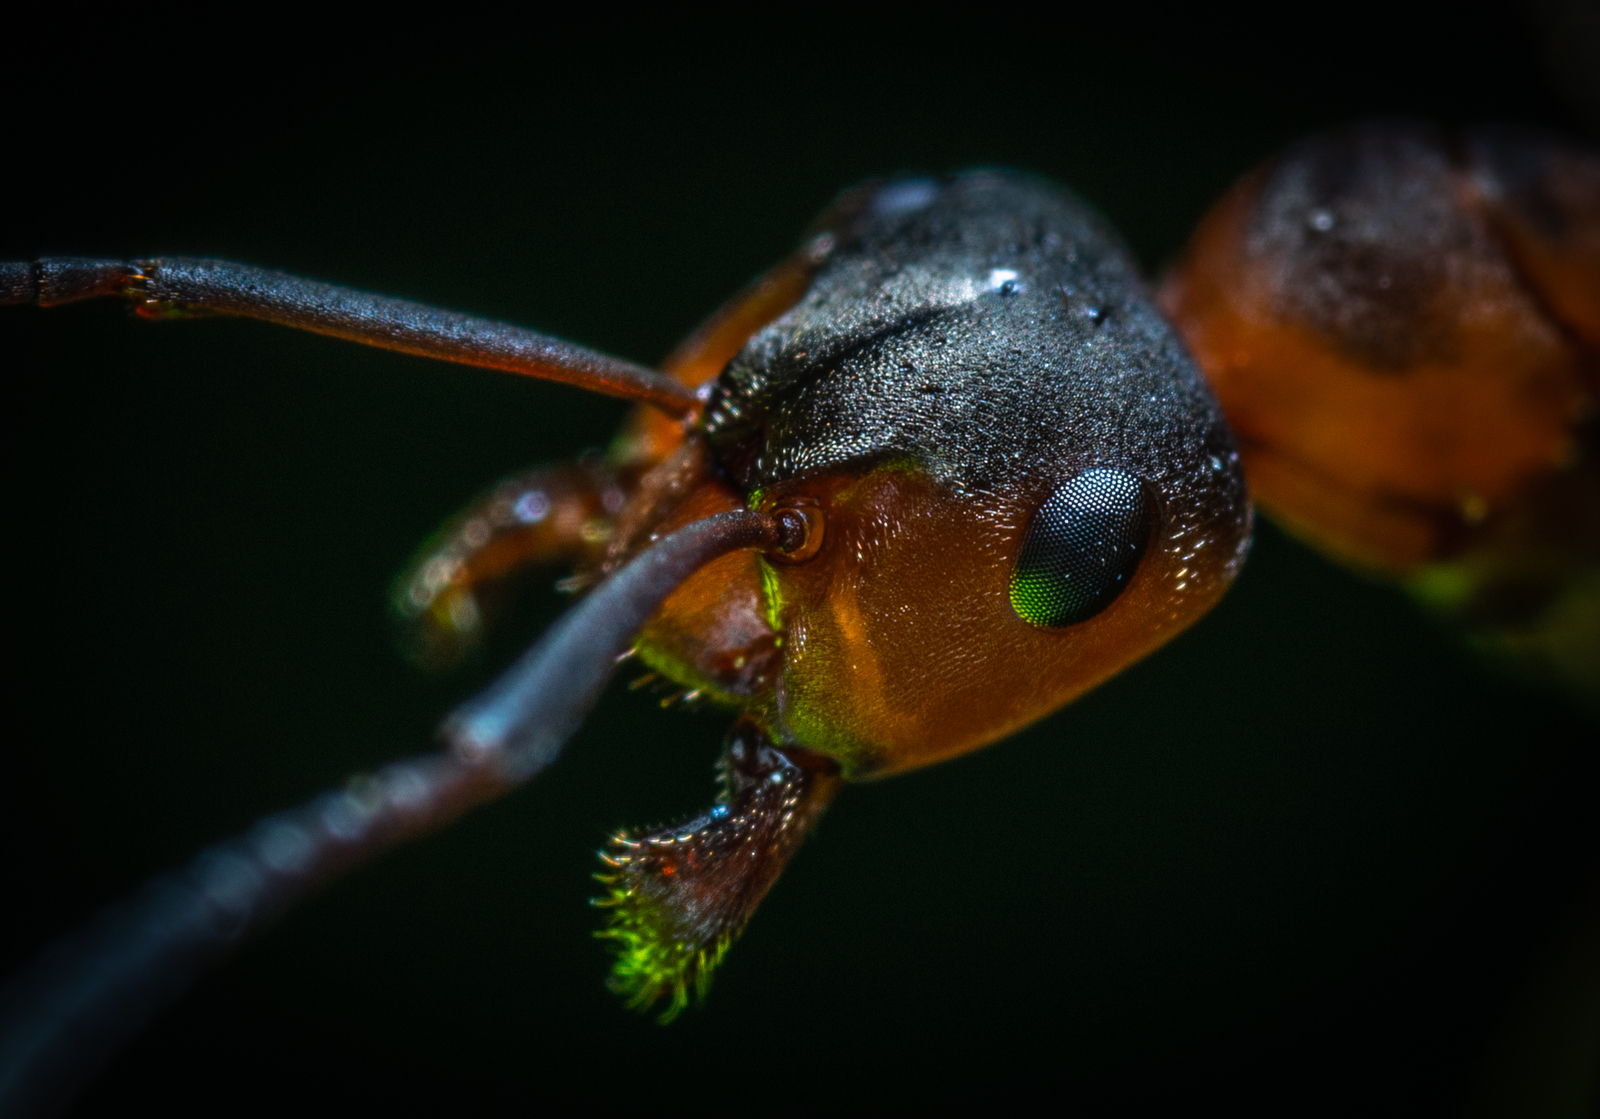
xmin=2 ymin=121 xmax=1596 ymax=1116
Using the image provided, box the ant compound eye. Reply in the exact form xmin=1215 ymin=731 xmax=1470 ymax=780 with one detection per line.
xmin=1010 ymin=469 xmax=1154 ymax=627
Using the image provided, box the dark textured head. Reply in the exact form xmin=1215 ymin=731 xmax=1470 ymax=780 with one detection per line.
xmin=677 ymin=172 xmax=1249 ymax=776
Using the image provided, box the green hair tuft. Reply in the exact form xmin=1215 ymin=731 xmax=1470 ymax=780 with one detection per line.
xmin=592 ymin=866 xmax=735 ymax=1024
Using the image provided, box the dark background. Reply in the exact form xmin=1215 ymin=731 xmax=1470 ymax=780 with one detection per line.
xmin=5 ymin=4 xmax=1599 ymax=1114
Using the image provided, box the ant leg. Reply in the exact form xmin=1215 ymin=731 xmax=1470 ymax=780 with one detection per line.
xmin=392 ymin=455 xmax=635 ymax=670
xmin=409 ymin=249 xmax=817 ymax=652
xmin=0 ymin=509 xmax=783 ymax=1118
xmin=0 ymin=257 xmax=699 ymax=415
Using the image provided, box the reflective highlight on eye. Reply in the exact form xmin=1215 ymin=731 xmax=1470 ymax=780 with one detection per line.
xmin=1010 ymin=469 xmax=1154 ymax=627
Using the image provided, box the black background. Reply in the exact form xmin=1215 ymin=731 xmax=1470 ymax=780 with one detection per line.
xmin=5 ymin=5 xmax=1599 ymax=1115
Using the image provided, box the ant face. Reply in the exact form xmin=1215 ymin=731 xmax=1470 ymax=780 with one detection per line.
xmin=622 ymin=172 xmax=1255 ymax=778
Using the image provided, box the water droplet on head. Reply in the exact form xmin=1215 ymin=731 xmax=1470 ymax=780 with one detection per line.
xmin=986 ymin=268 xmax=1022 ymax=294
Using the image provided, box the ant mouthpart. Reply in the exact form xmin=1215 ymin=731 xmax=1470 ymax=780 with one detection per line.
xmin=770 ymin=505 xmax=825 ymax=562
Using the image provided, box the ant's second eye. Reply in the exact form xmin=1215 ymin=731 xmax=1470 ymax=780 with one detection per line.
xmin=1010 ymin=469 xmax=1154 ymax=627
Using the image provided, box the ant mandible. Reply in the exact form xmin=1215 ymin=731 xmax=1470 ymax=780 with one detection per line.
xmin=1 ymin=119 xmax=1595 ymax=1116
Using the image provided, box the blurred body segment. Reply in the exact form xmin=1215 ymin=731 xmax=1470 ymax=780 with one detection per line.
xmin=1162 ymin=121 xmax=1600 ymax=702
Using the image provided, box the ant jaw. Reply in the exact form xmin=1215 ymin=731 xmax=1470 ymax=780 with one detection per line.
xmin=594 ymin=720 xmax=841 ymax=1022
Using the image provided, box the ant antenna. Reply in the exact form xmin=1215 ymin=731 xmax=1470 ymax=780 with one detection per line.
xmin=0 ymin=509 xmax=780 ymax=1118
xmin=1 ymin=258 xmax=701 ymax=416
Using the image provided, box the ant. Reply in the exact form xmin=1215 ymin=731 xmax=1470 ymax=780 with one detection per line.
xmin=1 ymin=120 xmax=1595 ymax=1116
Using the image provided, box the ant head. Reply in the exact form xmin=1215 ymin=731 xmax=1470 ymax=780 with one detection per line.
xmin=700 ymin=173 xmax=1253 ymax=776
